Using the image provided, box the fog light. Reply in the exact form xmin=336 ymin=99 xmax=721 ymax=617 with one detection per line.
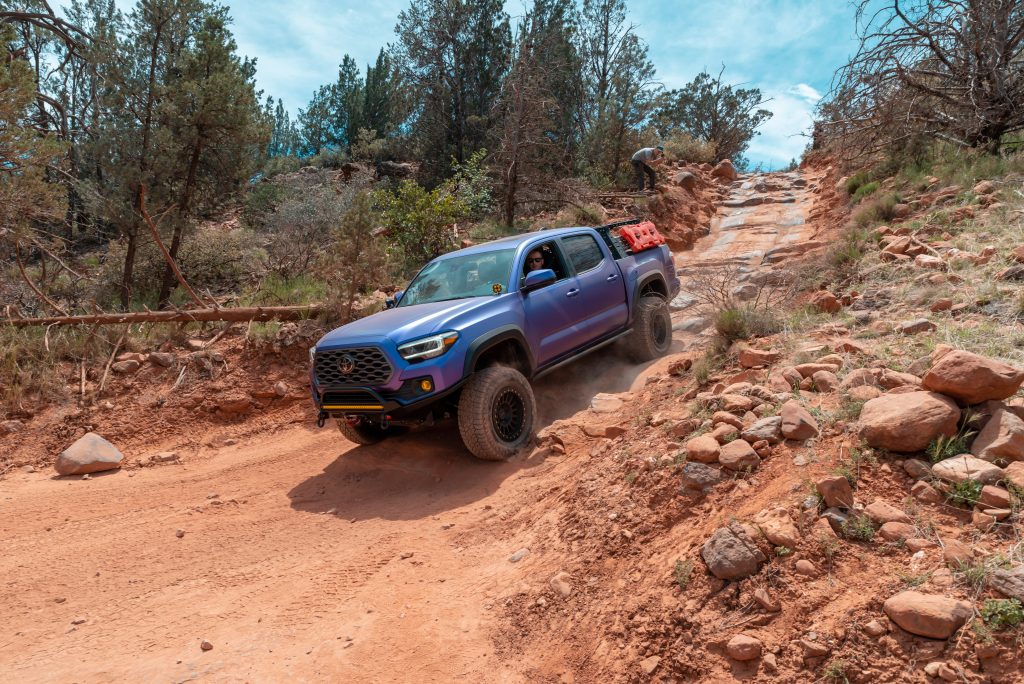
xmin=419 ymin=378 xmax=433 ymax=392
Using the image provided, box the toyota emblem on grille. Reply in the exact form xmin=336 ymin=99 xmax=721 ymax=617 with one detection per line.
xmin=338 ymin=354 xmax=356 ymax=375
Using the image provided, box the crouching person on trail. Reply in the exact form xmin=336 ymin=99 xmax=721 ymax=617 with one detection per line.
xmin=631 ymin=145 xmax=664 ymax=191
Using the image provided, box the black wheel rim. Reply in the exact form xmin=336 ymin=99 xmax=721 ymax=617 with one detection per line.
xmin=492 ymin=387 xmax=526 ymax=443
xmin=653 ymin=311 xmax=670 ymax=349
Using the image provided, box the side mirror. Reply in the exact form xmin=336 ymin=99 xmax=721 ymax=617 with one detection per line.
xmin=386 ymin=290 xmax=404 ymax=309
xmin=522 ymin=268 xmax=556 ymax=293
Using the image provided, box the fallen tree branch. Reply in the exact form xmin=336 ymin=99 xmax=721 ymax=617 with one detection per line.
xmin=4 ymin=305 xmax=322 ymax=328
xmin=15 ymin=242 xmax=68 ymax=316
xmin=96 ymin=331 xmax=125 ymax=397
xmin=138 ymin=185 xmax=210 ymax=309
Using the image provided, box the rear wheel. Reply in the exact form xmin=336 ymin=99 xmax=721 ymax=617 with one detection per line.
xmin=625 ymin=295 xmax=672 ymax=362
xmin=336 ymin=417 xmax=389 ymax=445
xmin=458 ymin=366 xmax=536 ymax=461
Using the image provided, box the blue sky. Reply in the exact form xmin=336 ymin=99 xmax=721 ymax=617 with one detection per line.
xmin=59 ymin=0 xmax=865 ymax=169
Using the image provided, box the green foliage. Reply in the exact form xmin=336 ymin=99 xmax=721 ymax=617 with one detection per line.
xmin=897 ymin=570 xmax=931 ymax=588
xmin=714 ymin=306 xmax=782 ymax=342
xmin=775 ymin=546 xmax=793 ymax=557
xmin=673 ymin=559 xmax=694 ymax=591
xmin=844 ymin=171 xmax=873 ymax=195
xmin=820 ymin=659 xmax=850 ymax=684
xmin=954 ymin=561 xmax=992 ymax=593
xmin=262 ymin=155 xmax=302 ymax=178
xmin=927 ymin=430 xmax=974 ymax=463
xmin=841 ymin=514 xmax=875 ymax=541
xmin=657 ymin=69 xmax=773 ymax=165
xmin=661 ymin=130 xmax=716 ymax=164
xmin=373 ymin=180 xmax=468 ymax=271
xmin=851 ymin=193 xmax=900 ymax=229
xmin=851 ymin=180 xmax=880 ymax=202
xmin=625 ymin=470 xmax=639 ymax=485
xmin=243 ymin=184 xmax=289 ymax=229
xmin=448 ymin=149 xmax=493 ymax=219
xmin=981 ymin=599 xmax=1024 ymax=630
xmin=947 ymin=479 xmax=983 ymax=508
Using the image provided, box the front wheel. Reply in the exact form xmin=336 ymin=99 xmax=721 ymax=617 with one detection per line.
xmin=458 ymin=366 xmax=536 ymax=461
xmin=336 ymin=417 xmax=389 ymax=445
xmin=625 ymin=295 xmax=672 ymax=362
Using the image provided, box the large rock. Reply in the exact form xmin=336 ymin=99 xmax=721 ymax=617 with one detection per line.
xmin=686 ymin=435 xmax=721 ymax=463
xmin=931 ymin=455 xmax=1004 ymax=485
xmin=54 ymin=433 xmax=124 ymax=476
xmin=971 ymin=407 xmax=1024 ymax=463
xmin=858 ymin=392 xmax=960 ymax=452
xmin=719 ymin=440 xmax=760 ymax=471
xmin=679 ymin=462 xmax=723 ymax=495
xmin=702 ymin=522 xmax=767 ymax=580
xmin=780 ymin=400 xmax=819 ymax=440
xmin=840 ymin=368 xmax=879 ymax=390
xmin=738 ymin=348 xmax=780 ymax=368
xmin=817 ymin=475 xmax=854 ymax=508
xmin=882 ymin=591 xmax=973 ymax=639
xmin=741 ymin=416 xmax=782 ymax=444
xmin=1004 ymin=461 xmax=1024 ymax=489
xmin=755 ymin=508 xmax=799 ymax=549
xmin=810 ymin=290 xmax=840 ymax=314
xmin=725 ymin=634 xmax=762 ymax=661
xmin=922 ymin=350 xmax=1024 ymax=404
xmin=864 ymin=499 xmax=912 ymax=525
xmin=989 ymin=566 xmax=1024 ymax=603
xmin=712 ymin=159 xmax=738 ymax=181
xmin=673 ymin=171 xmax=698 ymax=190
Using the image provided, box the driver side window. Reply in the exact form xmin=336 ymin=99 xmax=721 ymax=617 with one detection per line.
xmin=521 ymin=242 xmax=569 ymax=282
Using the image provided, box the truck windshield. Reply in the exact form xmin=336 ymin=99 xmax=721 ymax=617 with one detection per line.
xmin=399 ymin=248 xmax=516 ymax=307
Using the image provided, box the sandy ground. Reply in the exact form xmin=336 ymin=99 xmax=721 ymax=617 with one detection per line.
xmin=0 ymin=170 xmax=821 ymax=683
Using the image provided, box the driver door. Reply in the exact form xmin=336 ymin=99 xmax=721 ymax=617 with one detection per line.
xmin=519 ymin=242 xmax=580 ymax=365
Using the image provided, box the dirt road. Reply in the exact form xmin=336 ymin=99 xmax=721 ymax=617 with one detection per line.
xmin=0 ymin=171 xmax=819 ymax=683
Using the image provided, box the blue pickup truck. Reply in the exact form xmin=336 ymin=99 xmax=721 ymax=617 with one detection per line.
xmin=309 ymin=219 xmax=680 ymax=460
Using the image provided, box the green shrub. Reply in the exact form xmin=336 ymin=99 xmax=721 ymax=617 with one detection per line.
xmin=844 ymin=171 xmax=873 ymax=195
xmin=841 ymin=514 xmax=876 ymax=541
xmin=851 ymin=180 xmax=880 ymax=202
xmin=448 ymin=149 xmax=493 ymax=220
xmin=242 ymin=183 xmax=289 ymax=229
xmin=926 ymin=430 xmax=974 ymax=463
xmin=373 ymin=180 xmax=468 ymax=271
xmin=851 ymin=192 xmax=899 ymax=229
xmin=673 ymin=559 xmax=694 ymax=590
xmin=981 ymin=598 xmax=1024 ymax=630
xmin=262 ymin=155 xmax=302 ymax=178
xmin=714 ymin=306 xmax=782 ymax=341
xmin=947 ymin=479 xmax=983 ymax=508
xmin=663 ymin=130 xmax=716 ymax=164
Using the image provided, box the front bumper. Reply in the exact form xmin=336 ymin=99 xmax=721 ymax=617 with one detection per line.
xmin=309 ymin=339 xmax=467 ymax=419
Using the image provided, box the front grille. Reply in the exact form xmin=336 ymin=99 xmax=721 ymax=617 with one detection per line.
xmin=321 ymin=390 xmax=383 ymax=410
xmin=315 ymin=347 xmax=393 ymax=387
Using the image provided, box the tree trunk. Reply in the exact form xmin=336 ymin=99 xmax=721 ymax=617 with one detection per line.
xmin=158 ymin=137 xmax=203 ymax=306
xmin=119 ymin=228 xmax=138 ymax=309
xmin=504 ymin=158 xmax=518 ymax=227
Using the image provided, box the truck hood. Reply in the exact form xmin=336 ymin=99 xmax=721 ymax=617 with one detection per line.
xmin=316 ymin=296 xmax=499 ymax=348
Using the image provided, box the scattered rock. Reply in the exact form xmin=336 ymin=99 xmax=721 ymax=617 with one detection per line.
xmin=882 ymin=591 xmax=973 ymax=639
xmin=896 ymin=319 xmax=937 ymax=335
xmin=931 ymin=455 xmax=1004 ymax=485
xmin=903 ymin=458 xmax=932 ymax=479
xmin=922 ymin=350 xmax=1024 ymax=404
xmin=217 ymin=395 xmax=252 ymax=414
xmin=755 ymin=508 xmax=799 ymax=549
xmin=712 ymin=411 xmax=744 ymax=430
xmin=971 ymin=407 xmax=1024 ymax=463
xmin=817 ymin=475 xmax=854 ymax=508
xmin=878 ymin=369 xmax=922 ymax=390
xmin=858 ymin=392 xmax=959 ymax=452
xmin=840 ymin=368 xmax=879 ymax=390
xmin=1004 ymin=461 xmax=1024 ymax=489
xmin=812 ymin=370 xmax=840 ymax=393
xmin=753 ymin=587 xmax=781 ymax=612
xmin=780 ymin=400 xmax=819 ymax=440
xmin=149 ymin=352 xmax=175 ymax=367
xmin=864 ymin=620 xmax=887 ymax=637
xmin=914 ymin=254 xmax=946 ymax=270
xmin=989 ymin=566 xmax=1024 ymax=603
xmin=800 ymin=638 xmax=829 ymax=659
xmin=911 ymin=480 xmax=943 ymax=504
xmin=200 ymin=639 xmax=213 ymax=651
xmin=942 ymin=539 xmax=973 ymax=568
xmin=848 ymin=386 xmax=881 ymax=402
xmin=509 ymin=548 xmax=529 ymax=563
xmin=1 ymin=419 xmax=25 ymax=435
xmin=979 ymin=485 xmax=1011 ymax=509
xmin=719 ymin=440 xmax=760 ymax=471
xmin=175 ymin=529 xmax=185 ymax=538
xmin=548 ymin=572 xmax=572 ymax=598
xmin=54 ymin=433 xmax=124 ymax=476
xmin=686 ymin=435 xmax=721 ymax=464
xmin=726 ymin=634 xmax=762 ymax=661
xmin=111 ymin=359 xmax=141 ymax=374
xmin=639 ymin=655 xmax=661 ymax=675
xmin=795 ymin=559 xmax=818 ymax=577
xmin=879 ymin=521 xmax=916 ymax=542
xmin=274 ymin=381 xmax=289 ymax=397
xmin=738 ymin=348 xmax=780 ymax=368
xmin=741 ymin=416 xmax=783 ymax=444
xmin=590 ymin=394 xmax=624 ymax=413
xmin=712 ymin=159 xmax=738 ymax=181
xmin=679 ymin=462 xmax=723 ymax=495
xmin=973 ymin=180 xmax=996 ymax=195
xmin=864 ymin=500 xmax=912 ymax=525
xmin=702 ymin=522 xmax=767 ymax=580
xmin=810 ymin=290 xmax=841 ymax=314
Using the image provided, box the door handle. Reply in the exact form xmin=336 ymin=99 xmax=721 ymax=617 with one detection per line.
xmin=566 ymin=289 xmax=580 ymax=297
xmin=606 ymin=274 xmax=619 ymax=282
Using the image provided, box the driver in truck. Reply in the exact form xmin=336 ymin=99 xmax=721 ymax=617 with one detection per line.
xmin=525 ymin=249 xmax=545 ymax=273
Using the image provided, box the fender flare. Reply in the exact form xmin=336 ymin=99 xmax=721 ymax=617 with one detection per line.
xmin=464 ymin=325 xmax=535 ymax=379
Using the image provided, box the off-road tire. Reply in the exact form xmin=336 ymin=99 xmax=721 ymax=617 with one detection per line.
xmin=458 ymin=366 xmax=536 ymax=461
xmin=625 ymin=295 xmax=672 ymax=362
xmin=336 ymin=417 xmax=388 ymax=445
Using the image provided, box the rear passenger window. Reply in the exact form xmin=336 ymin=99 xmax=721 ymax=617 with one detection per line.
xmin=561 ymin=235 xmax=604 ymax=273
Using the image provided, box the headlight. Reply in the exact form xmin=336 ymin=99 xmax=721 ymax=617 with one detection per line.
xmin=309 ymin=346 xmax=316 ymax=364
xmin=398 ymin=332 xmax=459 ymax=361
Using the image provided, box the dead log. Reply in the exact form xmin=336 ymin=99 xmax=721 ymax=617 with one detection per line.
xmin=4 ymin=305 xmax=322 ymax=328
